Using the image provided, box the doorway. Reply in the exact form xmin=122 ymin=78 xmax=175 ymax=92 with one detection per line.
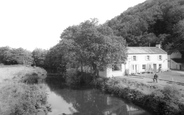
xmin=153 ymin=64 xmax=157 ymax=72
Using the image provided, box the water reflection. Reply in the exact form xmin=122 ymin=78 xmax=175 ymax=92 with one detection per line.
xmin=45 ymin=80 xmax=151 ymax=115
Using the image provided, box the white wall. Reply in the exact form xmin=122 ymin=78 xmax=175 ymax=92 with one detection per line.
xmin=125 ymin=54 xmax=168 ymax=74
xmin=99 ymin=64 xmax=125 ymax=78
xmin=111 ymin=64 xmax=125 ymax=77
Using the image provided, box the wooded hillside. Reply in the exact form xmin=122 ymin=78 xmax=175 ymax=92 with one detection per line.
xmin=106 ymin=0 xmax=184 ymax=51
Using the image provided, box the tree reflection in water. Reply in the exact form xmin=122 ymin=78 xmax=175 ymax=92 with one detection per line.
xmin=46 ymin=79 xmax=151 ymax=115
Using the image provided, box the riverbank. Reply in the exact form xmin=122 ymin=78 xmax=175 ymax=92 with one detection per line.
xmin=0 ymin=65 xmax=49 ymax=115
xmin=0 ymin=65 xmax=47 ymax=83
xmin=94 ymin=77 xmax=184 ymax=115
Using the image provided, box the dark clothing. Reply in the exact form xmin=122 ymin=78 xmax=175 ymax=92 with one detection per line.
xmin=153 ymin=74 xmax=158 ymax=83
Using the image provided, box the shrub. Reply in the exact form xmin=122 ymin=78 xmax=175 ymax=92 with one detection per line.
xmin=21 ymin=73 xmax=40 ymax=84
xmin=162 ymin=85 xmax=181 ymax=102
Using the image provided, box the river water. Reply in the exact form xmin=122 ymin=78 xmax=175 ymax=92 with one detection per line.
xmin=45 ymin=81 xmax=151 ymax=115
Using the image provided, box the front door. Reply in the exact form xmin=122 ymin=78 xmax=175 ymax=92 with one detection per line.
xmin=153 ymin=64 xmax=157 ymax=72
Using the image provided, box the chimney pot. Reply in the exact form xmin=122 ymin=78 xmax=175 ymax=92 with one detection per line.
xmin=156 ymin=44 xmax=161 ymax=49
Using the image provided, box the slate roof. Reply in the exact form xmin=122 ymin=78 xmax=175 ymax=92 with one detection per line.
xmin=128 ymin=47 xmax=167 ymax=54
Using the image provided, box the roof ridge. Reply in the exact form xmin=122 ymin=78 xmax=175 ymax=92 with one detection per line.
xmin=128 ymin=47 xmax=167 ymax=54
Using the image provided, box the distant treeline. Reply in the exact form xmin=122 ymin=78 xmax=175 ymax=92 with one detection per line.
xmin=0 ymin=46 xmax=47 ymax=67
xmin=0 ymin=47 xmax=33 ymax=65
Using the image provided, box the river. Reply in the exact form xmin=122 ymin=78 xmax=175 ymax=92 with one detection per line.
xmin=45 ymin=80 xmax=151 ymax=115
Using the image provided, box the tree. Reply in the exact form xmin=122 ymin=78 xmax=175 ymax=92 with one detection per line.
xmin=32 ymin=48 xmax=48 ymax=67
xmin=0 ymin=47 xmax=33 ymax=65
xmin=60 ymin=19 xmax=127 ymax=76
xmin=11 ymin=48 xmax=33 ymax=65
xmin=0 ymin=46 xmax=12 ymax=64
xmin=44 ymin=39 xmax=76 ymax=73
xmin=172 ymin=20 xmax=184 ymax=50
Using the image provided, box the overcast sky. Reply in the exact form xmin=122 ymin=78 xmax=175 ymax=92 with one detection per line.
xmin=0 ymin=0 xmax=145 ymax=51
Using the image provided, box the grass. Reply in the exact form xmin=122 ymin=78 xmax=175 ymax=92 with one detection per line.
xmin=0 ymin=82 xmax=50 ymax=115
xmin=0 ymin=65 xmax=49 ymax=115
xmin=0 ymin=65 xmax=47 ymax=83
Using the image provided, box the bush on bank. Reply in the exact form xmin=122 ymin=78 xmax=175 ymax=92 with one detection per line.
xmin=94 ymin=77 xmax=184 ymax=115
xmin=0 ymin=82 xmax=50 ymax=115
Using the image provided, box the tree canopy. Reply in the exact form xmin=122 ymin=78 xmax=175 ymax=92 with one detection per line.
xmin=0 ymin=47 xmax=33 ymax=65
xmin=46 ymin=19 xmax=127 ymax=76
xmin=32 ymin=48 xmax=48 ymax=67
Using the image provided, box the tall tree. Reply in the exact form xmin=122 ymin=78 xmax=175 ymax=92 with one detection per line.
xmin=60 ymin=19 xmax=127 ymax=76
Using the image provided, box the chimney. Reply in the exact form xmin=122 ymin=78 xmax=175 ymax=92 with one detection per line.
xmin=156 ymin=44 xmax=161 ymax=49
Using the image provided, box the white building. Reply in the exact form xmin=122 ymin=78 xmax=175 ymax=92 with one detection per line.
xmin=99 ymin=46 xmax=168 ymax=77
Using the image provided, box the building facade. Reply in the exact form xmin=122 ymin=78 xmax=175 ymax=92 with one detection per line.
xmin=99 ymin=46 xmax=168 ymax=77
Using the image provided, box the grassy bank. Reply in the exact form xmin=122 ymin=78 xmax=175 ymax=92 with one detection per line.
xmin=0 ymin=65 xmax=47 ymax=83
xmin=94 ymin=77 xmax=184 ymax=115
xmin=0 ymin=65 xmax=49 ymax=115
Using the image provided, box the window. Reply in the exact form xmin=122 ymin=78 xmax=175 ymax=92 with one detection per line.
xmin=159 ymin=55 xmax=162 ymax=60
xmin=142 ymin=64 xmax=146 ymax=69
xmin=133 ymin=56 xmax=136 ymax=61
xmin=112 ymin=64 xmax=122 ymax=71
xmin=159 ymin=64 xmax=162 ymax=68
xmin=146 ymin=55 xmax=150 ymax=61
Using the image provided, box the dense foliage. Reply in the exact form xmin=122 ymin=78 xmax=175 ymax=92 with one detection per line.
xmin=106 ymin=0 xmax=184 ymax=51
xmin=32 ymin=48 xmax=48 ymax=68
xmin=0 ymin=47 xmax=33 ymax=65
xmin=45 ymin=19 xmax=127 ymax=76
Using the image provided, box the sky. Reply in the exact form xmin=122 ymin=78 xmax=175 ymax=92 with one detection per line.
xmin=0 ymin=0 xmax=146 ymax=51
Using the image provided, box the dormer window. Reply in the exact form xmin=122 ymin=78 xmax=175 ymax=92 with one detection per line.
xmin=159 ymin=55 xmax=162 ymax=60
xmin=133 ymin=56 xmax=136 ymax=61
